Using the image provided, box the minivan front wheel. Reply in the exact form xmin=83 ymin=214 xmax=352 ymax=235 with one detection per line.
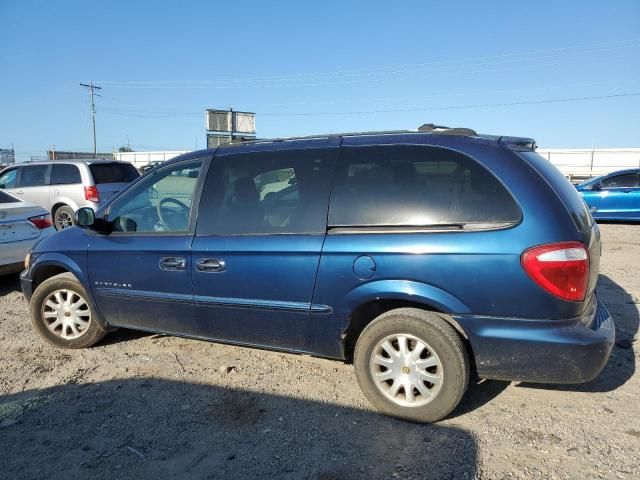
xmin=30 ymin=273 xmax=105 ymax=349
xmin=354 ymin=308 xmax=469 ymax=423
xmin=53 ymin=205 xmax=75 ymax=230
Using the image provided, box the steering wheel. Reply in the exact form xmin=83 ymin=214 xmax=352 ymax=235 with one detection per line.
xmin=157 ymin=197 xmax=189 ymax=231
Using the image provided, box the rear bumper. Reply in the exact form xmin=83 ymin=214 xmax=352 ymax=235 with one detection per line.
xmin=456 ymin=297 xmax=615 ymax=383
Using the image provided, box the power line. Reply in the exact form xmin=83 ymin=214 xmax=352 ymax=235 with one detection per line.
xmin=260 ymin=91 xmax=640 ymax=116
xmin=91 ymin=50 xmax=639 ymax=90
xmin=95 ymin=38 xmax=640 ymax=89
xmin=98 ymin=79 xmax=640 ymax=111
xmin=98 ymin=90 xmax=640 ymax=118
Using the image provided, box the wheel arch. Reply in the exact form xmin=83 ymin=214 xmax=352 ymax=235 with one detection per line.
xmin=29 ymin=254 xmax=108 ymax=330
xmin=337 ymin=280 xmax=471 ymax=362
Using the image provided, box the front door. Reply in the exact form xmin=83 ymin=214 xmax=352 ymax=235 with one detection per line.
xmin=191 ymin=146 xmax=337 ymax=349
xmin=15 ymin=164 xmax=51 ymax=208
xmin=87 ymin=157 xmax=208 ymax=334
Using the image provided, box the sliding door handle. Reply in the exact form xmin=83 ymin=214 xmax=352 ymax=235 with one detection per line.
xmin=196 ymin=258 xmax=226 ymax=272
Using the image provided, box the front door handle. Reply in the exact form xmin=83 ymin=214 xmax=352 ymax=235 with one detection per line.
xmin=159 ymin=256 xmax=187 ymax=271
xmin=196 ymin=258 xmax=226 ymax=273
xmin=15 ymin=191 xmax=24 ymax=195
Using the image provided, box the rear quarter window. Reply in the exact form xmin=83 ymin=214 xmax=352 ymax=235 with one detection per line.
xmin=329 ymin=145 xmax=522 ymax=228
xmin=89 ymin=163 xmax=139 ymax=184
xmin=518 ymin=151 xmax=593 ymax=231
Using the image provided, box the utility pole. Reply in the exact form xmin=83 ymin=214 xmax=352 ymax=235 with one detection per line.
xmin=80 ymin=81 xmax=102 ymax=155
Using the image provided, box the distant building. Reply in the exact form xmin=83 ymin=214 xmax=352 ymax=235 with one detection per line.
xmin=538 ymin=147 xmax=640 ymax=182
xmin=0 ymin=148 xmax=15 ymax=165
xmin=47 ymin=150 xmax=112 ymax=161
xmin=113 ymin=150 xmax=190 ymax=168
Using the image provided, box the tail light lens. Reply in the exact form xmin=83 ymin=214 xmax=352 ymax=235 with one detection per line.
xmin=521 ymin=242 xmax=589 ymax=302
xmin=28 ymin=214 xmax=53 ymax=230
xmin=84 ymin=186 xmax=99 ymax=202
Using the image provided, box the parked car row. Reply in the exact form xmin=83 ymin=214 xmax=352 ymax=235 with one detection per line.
xmin=19 ymin=129 xmax=615 ymax=423
xmin=0 ymin=160 xmax=139 ymax=230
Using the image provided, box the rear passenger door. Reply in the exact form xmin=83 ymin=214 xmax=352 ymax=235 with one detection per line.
xmin=50 ymin=163 xmax=83 ymax=208
xmin=191 ymin=146 xmax=337 ymax=349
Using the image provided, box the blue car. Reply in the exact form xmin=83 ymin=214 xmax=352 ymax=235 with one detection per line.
xmin=576 ymin=169 xmax=640 ymax=221
xmin=20 ymin=129 xmax=614 ymax=422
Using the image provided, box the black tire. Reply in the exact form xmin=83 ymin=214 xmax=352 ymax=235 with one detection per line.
xmin=354 ymin=308 xmax=469 ymax=423
xmin=30 ymin=272 xmax=106 ymax=349
xmin=53 ymin=205 xmax=75 ymax=230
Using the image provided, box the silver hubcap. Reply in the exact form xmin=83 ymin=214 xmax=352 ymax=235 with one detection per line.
xmin=369 ymin=333 xmax=443 ymax=407
xmin=56 ymin=210 xmax=73 ymax=229
xmin=42 ymin=289 xmax=91 ymax=340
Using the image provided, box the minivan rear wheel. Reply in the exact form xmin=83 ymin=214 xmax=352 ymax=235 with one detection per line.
xmin=30 ymin=273 xmax=106 ymax=349
xmin=353 ymin=308 xmax=469 ymax=423
xmin=53 ymin=205 xmax=74 ymax=230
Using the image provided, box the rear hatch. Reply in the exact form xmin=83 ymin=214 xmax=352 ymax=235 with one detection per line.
xmin=0 ymin=194 xmax=46 ymax=243
xmin=518 ymin=151 xmax=600 ymax=305
xmin=89 ymin=162 xmax=140 ymax=203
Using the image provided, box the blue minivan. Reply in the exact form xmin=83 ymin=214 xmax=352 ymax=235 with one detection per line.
xmin=20 ymin=129 xmax=615 ymax=422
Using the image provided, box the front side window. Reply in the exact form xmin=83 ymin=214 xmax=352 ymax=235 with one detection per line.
xmin=18 ymin=165 xmax=49 ymax=188
xmin=329 ymin=146 xmax=521 ymax=228
xmin=51 ymin=164 xmax=82 ymax=185
xmin=107 ymin=160 xmax=203 ymax=233
xmin=600 ymin=173 xmax=639 ymax=189
xmin=0 ymin=168 xmax=18 ymax=189
xmin=197 ymin=149 xmax=335 ymax=235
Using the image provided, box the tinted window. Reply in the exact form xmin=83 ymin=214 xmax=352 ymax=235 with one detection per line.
xmin=0 ymin=168 xmax=18 ymax=189
xmin=329 ymin=146 xmax=521 ymax=227
xmin=89 ymin=163 xmax=139 ymax=184
xmin=51 ymin=164 xmax=82 ymax=185
xmin=198 ymin=149 xmax=335 ymax=235
xmin=107 ymin=160 xmax=203 ymax=233
xmin=519 ymin=152 xmax=593 ymax=231
xmin=0 ymin=190 xmax=20 ymax=203
xmin=600 ymin=173 xmax=639 ymax=188
xmin=18 ymin=165 xmax=48 ymax=187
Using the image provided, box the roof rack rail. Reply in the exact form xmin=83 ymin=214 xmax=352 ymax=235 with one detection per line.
xmin=418 ymin=123 xmax=478 ymax=136
xmin=227 ymin=129 xmax=424 ymax=145
xmin=224 ymin=125 xmax=479 ymax=147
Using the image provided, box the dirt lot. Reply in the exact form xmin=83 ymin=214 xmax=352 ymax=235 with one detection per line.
xmin=0 ymin=223 xmax=638 ymax=480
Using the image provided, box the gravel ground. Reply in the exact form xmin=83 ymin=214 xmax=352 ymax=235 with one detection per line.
xmin=0 ymin=223 xmax=638 ymax=479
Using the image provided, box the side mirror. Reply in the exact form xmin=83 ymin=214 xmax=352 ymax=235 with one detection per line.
xmin=0 ymin=184 xmax=5 ymax=189
xmin=591 ymin=183 xmax=601 ymax=191
xmin=75 ymin=207 xmax=95 ymax=228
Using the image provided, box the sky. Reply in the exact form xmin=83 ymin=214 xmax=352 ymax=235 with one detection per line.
xmin=1 ymin=0 xmax=639 ymax=162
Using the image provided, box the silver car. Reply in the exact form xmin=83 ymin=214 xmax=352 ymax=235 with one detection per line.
xmin=0 ymin=189 xmax=55 ymax=274
xmin=0 ymin=160 xmax=139 ymax=230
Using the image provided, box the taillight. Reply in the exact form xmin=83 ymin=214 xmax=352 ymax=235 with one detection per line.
xmin=521 ymin=242 xmax=589 ymax=302
xmin=84 ymin=186 xmax=99 ymax=202
xmin=28 ymin=214 xmax=53 ymax=230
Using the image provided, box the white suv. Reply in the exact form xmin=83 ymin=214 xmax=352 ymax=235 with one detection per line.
xmin=0 ymin=160 xmax=139 ymax=230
